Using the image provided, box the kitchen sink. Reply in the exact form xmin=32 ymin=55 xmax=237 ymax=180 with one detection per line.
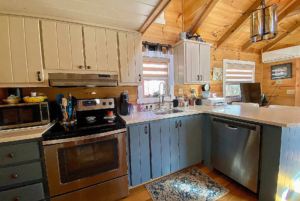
xmin=152 ymin=109 xmax=185 ymax=115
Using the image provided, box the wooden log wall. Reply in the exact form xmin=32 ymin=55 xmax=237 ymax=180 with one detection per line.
xmin=21 ymin=87 xmax=138 ymax=105
xmin=262 ymin=59 xmax=300 ymax=106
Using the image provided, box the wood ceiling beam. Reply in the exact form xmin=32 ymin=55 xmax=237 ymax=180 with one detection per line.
xmin=242 ymin=0 xmax=300 ymax=52
xmin=262 ymin=21 xmax=300 ymax=52
xmin=217 ymin=0 xmax=261 ymax=48
xmin=190 ymin=0 xmax=219 ymax=35
xmin=139 ymin=0 xmax=173 ymax=34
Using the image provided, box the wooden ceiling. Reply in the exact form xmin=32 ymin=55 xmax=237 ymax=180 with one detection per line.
xmin=0 ymin=0 xmax=165 ymax=31
xmin=183 ymin=0 xmax=300 ymax=53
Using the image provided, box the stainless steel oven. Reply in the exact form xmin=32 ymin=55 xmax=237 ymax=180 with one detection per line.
xmin=43 ymin=130 xmax=128 ymax=200
xmin=0 ymin=102 xmax=50 ymax=130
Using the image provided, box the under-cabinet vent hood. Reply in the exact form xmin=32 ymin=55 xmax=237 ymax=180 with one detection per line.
xmin=262 ymin=46 xmax=300 ymax=63
xmin=48 ymin=73 xmax=118 ymax=87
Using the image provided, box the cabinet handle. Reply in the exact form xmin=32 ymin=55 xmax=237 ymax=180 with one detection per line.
xmin=139 ymin=74 xmax=141 ymax=81
xmin=12 ymin=174 xmax=18 ymax=179
xmin=179 ymin=120 xmax=182 ymax=127
xmin=79 ymin=66 xmax=83 ymax=69
xmin=37 ymin=71 xmax=41 ymax=81
xmin=144 ymin=126 xmax=147 ymax=134
xmin=197 ymin=75 xmax=200 ymax=81
xmin=8 ymin=153 xmax=14 ymax=158
xmin=14 ymin=197 xmax=20 ymax=201
xmin=200 ymin=75 xmax=203 ymax=81
xmin=175 ymin=121 xmax=178 ymax=128
xmin=87 ymin=66 xmax=91 ymax=70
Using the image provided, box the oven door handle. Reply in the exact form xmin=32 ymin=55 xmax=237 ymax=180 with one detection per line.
xmin=43 ymin=128 xmax=126 ymax=145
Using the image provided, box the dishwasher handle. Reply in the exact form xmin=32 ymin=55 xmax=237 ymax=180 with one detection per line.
xmin=225 ymin=124 xmax=238 ymax=130
xmin=212 ymin=117 xmax=259 ymax=131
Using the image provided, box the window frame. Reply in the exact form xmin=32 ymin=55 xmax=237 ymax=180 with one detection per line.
xmin=137 ymin=56 xmax=175 ymax=104
xmin=223 ymin=59 xmax=255 ymax=100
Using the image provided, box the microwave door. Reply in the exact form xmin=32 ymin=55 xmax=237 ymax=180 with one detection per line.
xmin=0 ymin=104 xmax=42 ymax=129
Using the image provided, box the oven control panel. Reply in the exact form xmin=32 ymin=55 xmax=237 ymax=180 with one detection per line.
xmin=77 ymin=98 xmax=115 ymax=111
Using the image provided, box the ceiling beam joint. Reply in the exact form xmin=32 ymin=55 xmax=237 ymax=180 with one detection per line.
xmin=217 ymin=0 xmax=261 ymax=48
xmin=190 ymin=0 xmax=219 ymax=35
xmin=139 ymin=0 xmax=173 ymax=34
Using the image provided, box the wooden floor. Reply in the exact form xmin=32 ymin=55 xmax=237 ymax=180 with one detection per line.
xmin=119 ymin=163 xmax=258 ymax=201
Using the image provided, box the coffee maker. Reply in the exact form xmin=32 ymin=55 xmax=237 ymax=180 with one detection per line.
xmin=120 ymin=90 xmax=129 ymax=116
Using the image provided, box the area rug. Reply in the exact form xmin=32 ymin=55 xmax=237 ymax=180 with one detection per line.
xmin=145 ymin=166 xmax=229 ymax=201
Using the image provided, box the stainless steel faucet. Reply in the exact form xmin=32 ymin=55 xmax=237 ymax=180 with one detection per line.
xmin=158 ymin=82 xmax=165 ymax=110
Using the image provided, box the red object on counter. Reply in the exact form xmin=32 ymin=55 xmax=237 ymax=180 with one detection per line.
xmin=107 ymin=111 xmax=113 ymax=116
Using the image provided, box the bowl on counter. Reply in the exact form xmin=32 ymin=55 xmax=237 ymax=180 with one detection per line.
xmin=3 ymin=98 xmax=22 ymax=104
xmin=23 ymin=96 xmax=45 ymax=103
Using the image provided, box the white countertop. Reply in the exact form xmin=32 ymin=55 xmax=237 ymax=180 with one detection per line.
xmin=0 ymin=123 xmax=55 ymax=143
xmin=120 ymin=105 xmax=300 ymax=127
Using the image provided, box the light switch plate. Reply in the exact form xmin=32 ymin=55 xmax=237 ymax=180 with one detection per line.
xmin=276 ymin=80 xmax=282 ymax=84
xmin=178 ymin=88 xmax=183 ymax=94
xmin=287 ymin=89 xmax=296 ymax=95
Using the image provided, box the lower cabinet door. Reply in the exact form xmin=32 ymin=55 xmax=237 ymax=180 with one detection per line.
xmin=169 ymin=118 xmax=180 ymax=172
xmin=129 ymin=123 xmax=150 ymax=186
xmin=150 ymin=120 xmax=171 ymax=179
xmin=0 ymin=183 xmax=45 ymax=201
xmin=179 ymin=115 xmax=203 ymax=169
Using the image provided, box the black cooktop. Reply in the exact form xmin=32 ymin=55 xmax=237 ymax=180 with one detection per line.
xmin=43 ymin=115 xmax=125 ymax=141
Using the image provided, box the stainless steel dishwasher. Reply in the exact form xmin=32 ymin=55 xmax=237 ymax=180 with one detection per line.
xmin=211 ymin=117 xmax=261 ymax=193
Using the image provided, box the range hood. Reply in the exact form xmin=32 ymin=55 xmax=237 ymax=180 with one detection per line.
xmin=48 ymin=73 xmax=118 ymax=87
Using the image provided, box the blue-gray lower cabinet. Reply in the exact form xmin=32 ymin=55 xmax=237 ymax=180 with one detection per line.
xmin=128 ymin=123 xmax=151 ymax=186
xmin=0 ymin=138 xmax=49 ymax=201
xmin=179 ymin=115 xmax=202 ymax=169
xmin=127 ymin=114 xmax=203 ymax=187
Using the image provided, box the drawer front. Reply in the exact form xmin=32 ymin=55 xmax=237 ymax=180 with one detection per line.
xmin=0 ymin=162 xmax=43 ymax=187
xmin=0 ymin=183 xmax=45 ymax=201
xmin=0 ymin=142 xmax=40 ymax=166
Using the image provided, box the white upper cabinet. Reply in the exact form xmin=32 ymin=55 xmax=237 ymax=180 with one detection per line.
xmin=174 ymin=40 xmax=211 ymax=85
xmin=83 ymin=26 xmax=98 ymax=71
xmin=83 ymin=27 xmax=119 ymax=72
xmin=41 ymin=21 xmax=85 ymax=70
xmin=0 ymin=16 xmax=43 ymax=84
xmin=118 ymin=32 xmax=143 ymax=85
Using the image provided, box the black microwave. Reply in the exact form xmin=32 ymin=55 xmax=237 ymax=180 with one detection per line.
xmin=0 ymin=102 xmax=50 ymax=130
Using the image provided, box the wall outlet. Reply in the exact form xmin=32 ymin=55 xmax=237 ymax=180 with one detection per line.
xmin=276 ymin=80 xmax=282 ymax=84
xmin=178 ymin=88 xmax=183 ymax=94
xmin=287 ymin=89 xmax=296 ymax=95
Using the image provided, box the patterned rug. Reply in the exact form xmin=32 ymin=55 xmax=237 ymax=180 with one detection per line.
xmin=146 ymin=166 xmax=229 ymax=201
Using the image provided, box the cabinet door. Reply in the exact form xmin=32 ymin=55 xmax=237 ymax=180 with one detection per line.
xmin=9 ymin=17 xmax=28 ymax=83
xmin=129 ymin=123 xmax=150 ymax=186
xmin=185 ymin=42 xmax=200 ymax=83
xmin=127 ymin=33 xmax=136 ymax=83
xmin=69 ymin=25 xmax=85 ymax=70
xmin=161 ymin=119 xmax=171 ymax=176
xmin=24 ymin=18 xmax=44 ymax=83
xmin=150 ymin=121 xmax=162 ymax=179
xmin=179 ymin=115 xmax=203 ymax=169
xmin=200 ymin=44 xmax=211 ymax=82
xmin=150 ymin=120 xmax=171 ymax=179
xmin=178 ymin=116 xmax=188 ymax=169
xmin=118 ymin=32 xmax=129 ymax=83
xmin=83 ymin=27 xmax=97 ymax=70
xmin=0 ymin=16 xmax=13 ymax=83
xmin=134 ymin=34 xmax=143 ymax=83
xmin=169 ymin=118 xmax=180 ymax=172
xmin=95 ymin=28 xmax=108 ymax=71
xmin=41 ymin=21 xmax=59 ymax=69
xmin=56 ymin=23 xmax=72 ymax=70
xmin=106 ymin=30 xmax=119 ymax=72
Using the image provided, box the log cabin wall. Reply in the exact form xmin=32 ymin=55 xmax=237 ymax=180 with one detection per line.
xmin=262 ymin=59 xmax=300 ymax=106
